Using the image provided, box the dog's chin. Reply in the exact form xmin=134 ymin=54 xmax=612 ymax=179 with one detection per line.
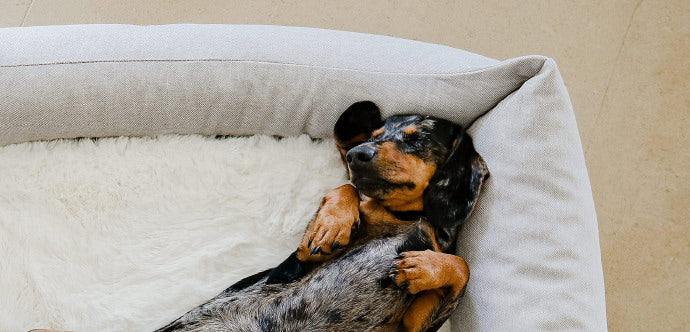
xmin=352 ymin=177 xmax=392 ymax=199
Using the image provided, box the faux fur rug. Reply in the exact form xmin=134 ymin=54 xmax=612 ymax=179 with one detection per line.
xmin=0 ymin=134 xmax=348 ymax=331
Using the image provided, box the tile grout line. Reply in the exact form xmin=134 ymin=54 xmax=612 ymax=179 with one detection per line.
xmin=20 ymin=0 xmax=35 ymax=27
xmin=585 ymin=0 xmax=643 ymax=150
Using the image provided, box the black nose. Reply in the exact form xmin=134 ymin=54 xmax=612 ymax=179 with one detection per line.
xmin=346 ymin=146 xmax=376 ymax=165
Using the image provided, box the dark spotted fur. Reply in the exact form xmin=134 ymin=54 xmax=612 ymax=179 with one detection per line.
xmin=156 ymin=223 xmax=436 ymax=332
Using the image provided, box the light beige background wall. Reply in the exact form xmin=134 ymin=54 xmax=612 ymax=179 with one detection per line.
xmin=1 ymin=1 xmax=687 ymax=331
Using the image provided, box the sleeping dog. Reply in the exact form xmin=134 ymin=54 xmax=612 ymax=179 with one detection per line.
xmin=155 ymin=101 xmax=489 ymax=332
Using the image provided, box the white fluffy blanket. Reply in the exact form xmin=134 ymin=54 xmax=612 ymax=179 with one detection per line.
xmin=0 ymin=135 xmax=348 ymax=331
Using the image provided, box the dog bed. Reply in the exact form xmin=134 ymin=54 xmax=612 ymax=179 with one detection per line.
xmin=0 ymin=25 xmax=607 ymax=331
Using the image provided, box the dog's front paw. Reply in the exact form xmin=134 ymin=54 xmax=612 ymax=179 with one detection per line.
xmin=297 ymin=184 xmax=360 ymax=262
xmin=389 ymin=251 xmax=441 ymax=294
xmin=389 ymin=250 xmax=469 ymax=296
xmin=297 ymin=212 xmax=358 ymax=262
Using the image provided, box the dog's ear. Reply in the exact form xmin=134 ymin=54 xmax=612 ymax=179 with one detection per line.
xmin=424 ymin=130 xmax=489 ymax=229
xmin=333 ymin=101 xmax=383 ymax=162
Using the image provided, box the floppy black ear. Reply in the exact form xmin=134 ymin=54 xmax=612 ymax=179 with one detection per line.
xmin=424 ymin=131 xmax=489 ymax=229
xmin=333 ymin=101 xmax=383 ymax=162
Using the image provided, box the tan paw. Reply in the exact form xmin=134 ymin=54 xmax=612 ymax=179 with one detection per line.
xmin=389 ymin=250 xmax=469 ymax=296
xmin=297 ymin=184 xmax=360 ymax=262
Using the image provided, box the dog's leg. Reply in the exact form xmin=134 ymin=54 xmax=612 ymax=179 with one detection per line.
xmin=401 ymin=289 xmax=447 ymax=332
xmin=390 ymin=250 xmax=469 ymax=332
xmin=297 ymin=184 xmax=360 ymax=262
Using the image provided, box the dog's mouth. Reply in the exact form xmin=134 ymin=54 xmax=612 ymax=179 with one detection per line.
xmin=352 ymin=175 xmax=417 ymax=201
xmin=354 ymin=176 xmax=390 ymax=188
xmin=352 ymin=176 xmax=393 ymax=198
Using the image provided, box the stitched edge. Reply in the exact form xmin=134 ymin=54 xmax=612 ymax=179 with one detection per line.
xmin=0 ymin=57 xmax=528 ymax=77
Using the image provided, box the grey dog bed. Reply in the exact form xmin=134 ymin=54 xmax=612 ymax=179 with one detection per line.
xmin=0 ymin=24 xmax=607 ymax=331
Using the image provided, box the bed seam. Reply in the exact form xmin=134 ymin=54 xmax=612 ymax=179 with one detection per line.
xmin=0 ymin=57 xmax=511 ymax=77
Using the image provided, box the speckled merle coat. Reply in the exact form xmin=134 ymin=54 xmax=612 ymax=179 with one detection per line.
xmin=155 ymin=101 xmax=489 ymax=332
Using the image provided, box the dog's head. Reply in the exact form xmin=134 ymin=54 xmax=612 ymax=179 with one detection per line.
xmin=334 ymin=101 xmax=489 ymax=228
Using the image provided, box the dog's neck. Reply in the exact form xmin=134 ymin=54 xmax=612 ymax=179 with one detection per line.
xmin=368 ymin=193 xmax=424 ymax=211
xmin=381 ymin=197 xmax=425 ymax=214
xmin=389 ymin=210 xmax=424 ymax=222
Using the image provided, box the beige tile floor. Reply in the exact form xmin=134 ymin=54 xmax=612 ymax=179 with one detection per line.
xmin=1 ymin=1 xmax=688 ymax=331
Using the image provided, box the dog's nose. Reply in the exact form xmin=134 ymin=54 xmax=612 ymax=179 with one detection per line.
xmin=346 ymin=146 xmax=376 ymax=165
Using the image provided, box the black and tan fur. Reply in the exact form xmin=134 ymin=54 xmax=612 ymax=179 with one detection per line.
xmin=154 ymin=101 xmax=489 ymax=332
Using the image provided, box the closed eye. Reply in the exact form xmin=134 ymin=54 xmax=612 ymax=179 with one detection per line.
xmin=403 ymin=131 xmax=420 ymax=141
xmin=372 ymin=128 xmax=385 ymax=138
